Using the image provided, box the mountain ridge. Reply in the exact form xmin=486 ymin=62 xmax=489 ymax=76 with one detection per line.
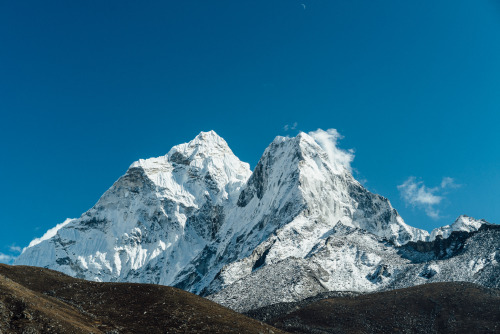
xmin=15 ymin=130 xmax=497 ymax=311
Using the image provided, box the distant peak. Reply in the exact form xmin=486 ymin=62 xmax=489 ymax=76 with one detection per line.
xmin=453 ymin=215 xmax=489 ymax=226
xmin=194 ymin=130 xmax=223 ymax=142
xmin=130 ymin=130 xmax=242 ymax=170
xmin=189 ymin=130 xmax=230 ymax=149
xmin=167 ymin=130 xmax=232 ymax=159
xmin=429 ymin=214 xmax=490 ymax=241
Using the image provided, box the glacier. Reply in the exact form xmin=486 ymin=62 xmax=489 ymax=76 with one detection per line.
xmin=15 ymin=130 xmax=499 ymax=312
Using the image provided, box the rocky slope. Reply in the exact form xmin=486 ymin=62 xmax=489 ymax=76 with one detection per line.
xmin=210 ymin=219 xmax=500 ymax=312
xmin=15 ymin=130 xmax=498 ymax=311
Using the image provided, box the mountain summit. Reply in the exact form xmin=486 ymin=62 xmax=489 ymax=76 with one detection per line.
xmin=15 ymin=130 xmax=498 ymax=311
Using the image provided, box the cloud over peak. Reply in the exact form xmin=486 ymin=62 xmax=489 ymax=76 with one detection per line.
xmin=308 ymin=128 xmax=355 ymax=173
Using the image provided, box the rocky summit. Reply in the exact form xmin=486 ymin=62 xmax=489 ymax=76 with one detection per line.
xmin=15 ymin=131 xmax=499 ymax=312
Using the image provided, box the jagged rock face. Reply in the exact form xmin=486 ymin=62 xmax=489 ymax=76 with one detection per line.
xmin=15 ymin=131 xmax=498 ymax=312
xmin=208 ymin=223 xmax=500 ymax=312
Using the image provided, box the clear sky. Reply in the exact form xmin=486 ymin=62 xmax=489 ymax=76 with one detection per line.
xmin=1 ymin=1 xmax=499 ymax=263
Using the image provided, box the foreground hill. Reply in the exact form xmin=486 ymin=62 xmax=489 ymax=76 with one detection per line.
xmin=2 ymin=264 xmax=499 ymax=334
xmin=248 ymin=282 xmax=500 ymax=334
xmin=0 ymin=264 xmax=284 ymax=334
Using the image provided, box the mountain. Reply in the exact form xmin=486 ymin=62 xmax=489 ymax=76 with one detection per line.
xmin=209 ymin=219 xmax=500 ymax=312
xmin=17 ymin=131 xmax=252 ymax=289
xmin=15 ymin=130 xmax=498 ymax=312
xmin=0 ymin=264 xmax=285 ymax=334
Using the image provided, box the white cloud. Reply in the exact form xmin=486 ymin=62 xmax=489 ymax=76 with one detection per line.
xmin=9 ymin=245 xmax=22 ymax=253
xmin=441 ymin=176 xmax=460 ymax=189
xmin=0 ymin=253 xmax=16 ymax=264
xmin=284 ymin=122 xmax=298 ymax=131
xmin=0 ymin=244 xmax=23 ymax=264
xmin=398 ymin=176 xmax=459 ymax=219
xmin=308 ymin=128 xmax=355 ymax=173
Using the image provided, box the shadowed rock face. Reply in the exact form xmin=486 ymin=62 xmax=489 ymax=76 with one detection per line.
xmin=0 ymin=264 xmax=285 ymax=334
xmin=402 ymin=223 xmax=500 ymax=261
xmin=248 ymin=282 xmax=500 ymax=334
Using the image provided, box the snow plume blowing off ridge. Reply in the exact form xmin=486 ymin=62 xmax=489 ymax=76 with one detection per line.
xmin=23 ymin=218 xmax=75 ymax=253
xmin=308 ymin=128 xmax=354 ymax=174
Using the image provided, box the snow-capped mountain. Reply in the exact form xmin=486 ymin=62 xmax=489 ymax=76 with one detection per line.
xmin=15 ymin=131 xmax=498 ymax=312
xmin=17 ymin=131 xmax=252 ymax=287
xmin=200 ymin=133 xmax=428 ymax=296
xmin=429 ymin=215 xmax=488 ymax=240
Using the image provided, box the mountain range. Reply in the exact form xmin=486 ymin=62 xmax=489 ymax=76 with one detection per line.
xmin=15 ymin=130 xmax=499 ymax=312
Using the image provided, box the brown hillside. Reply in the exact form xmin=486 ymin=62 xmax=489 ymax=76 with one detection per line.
xmin=0 ymin=264 xmax=285 ymax=334
xmin=265 ymin=282 xmax=500 ymax=334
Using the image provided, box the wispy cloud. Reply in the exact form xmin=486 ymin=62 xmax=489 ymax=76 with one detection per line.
xmin=284 ymin=122 xmax=298 ymax=131
xmin=398 ymin=176 xmax=460 ymax=219
xmin=9 ymin=244 xmax=22 ymax=253
xmin=440 ymin=176 xmax=460 ymax=189
xmin=308 ymin=128 xmax=355 ymax=173
xmin=0 ymin=253 xmax=16 ymax=264
xmin=0 ymin=244 xmax=23 ymax=264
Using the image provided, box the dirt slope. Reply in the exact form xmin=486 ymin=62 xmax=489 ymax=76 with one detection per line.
xmin=0 ymin=264 xmax=285 ymax=334
xmin=262 ymin=282 xmax=500 ymax=334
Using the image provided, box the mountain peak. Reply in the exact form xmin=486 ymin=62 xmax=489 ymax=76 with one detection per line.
xmin=129 ymin=130 xmax=238 ymax=170
xmin=429 ymin=215 xmax=488 ymax=240
xmin=194 ymin=130 xmax=225 ymax=143
xmin=264 ymin=132 xmax=352 ymax=176
xmin=452 ymin=215 xmax=488 ymax=229
xmin=168 ymin=130 xmax=231 ymax=160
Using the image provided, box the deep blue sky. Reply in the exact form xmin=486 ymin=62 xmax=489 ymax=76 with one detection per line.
xmin=1 ymin=1 xmax=499 ymax=262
